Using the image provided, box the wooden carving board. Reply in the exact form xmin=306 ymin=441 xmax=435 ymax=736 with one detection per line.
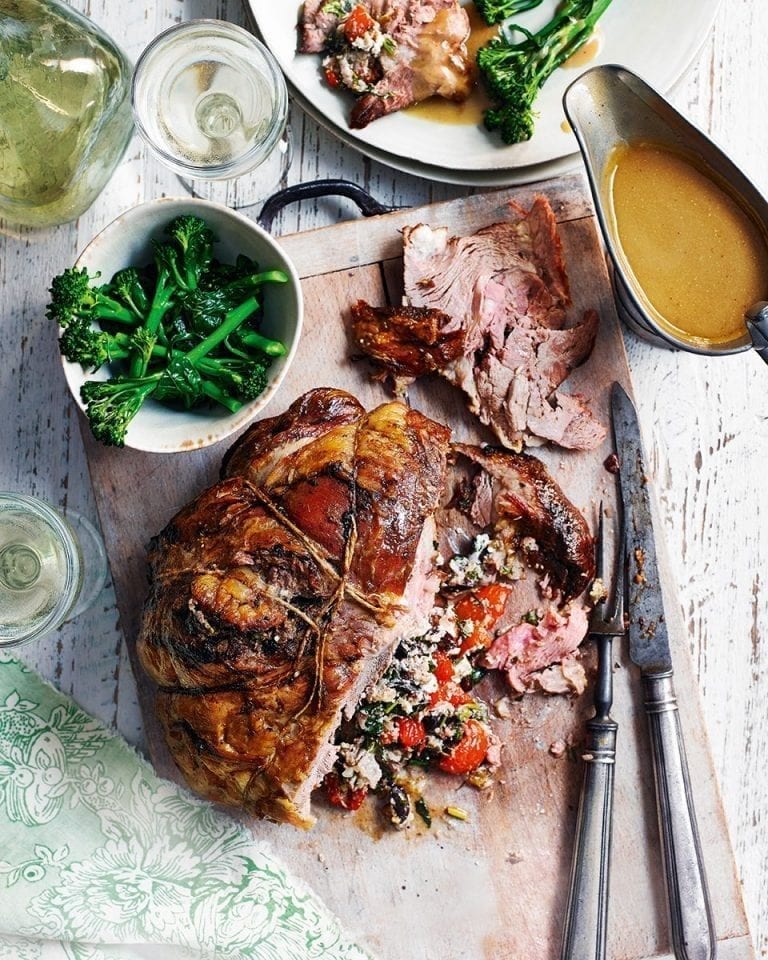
xmin=82 ymin=174 xmax=752 ymax=960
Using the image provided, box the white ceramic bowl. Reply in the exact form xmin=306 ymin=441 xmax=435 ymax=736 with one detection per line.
xmin=62 ymin=197 xmax=303 ymax=453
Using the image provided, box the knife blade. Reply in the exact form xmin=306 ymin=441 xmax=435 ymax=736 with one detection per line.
xmin=611 ymin=382 xmax=672 ymax=675
xmin=610 ymin=382 xmax=716 ymax=960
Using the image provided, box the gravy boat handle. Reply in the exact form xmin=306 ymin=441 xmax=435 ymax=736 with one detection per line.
xmin=745 ymin=302 xmax=768 ymax=365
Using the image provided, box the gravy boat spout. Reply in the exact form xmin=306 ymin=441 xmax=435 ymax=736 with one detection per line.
xmin=563 ymin=64 xmax=768 ymax=360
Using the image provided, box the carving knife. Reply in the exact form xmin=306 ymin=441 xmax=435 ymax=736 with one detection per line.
xmin=611 ymin=382 xmax=716 ymax=960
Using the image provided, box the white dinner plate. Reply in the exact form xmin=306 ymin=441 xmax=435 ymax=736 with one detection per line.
xmin=247 ymin=0 xmax=722 ymax=177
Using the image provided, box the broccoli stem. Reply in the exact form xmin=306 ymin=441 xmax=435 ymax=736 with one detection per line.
xmin=130 ymin=273 xmax=176 ymax=378
xmin=199 ymin=378 xmax=243 ymax=413
xmin=90 ymin=300 xmax=138 ymax=326
xmin=186 ymin=296 xmax=261 ymax=364
xmin=238 ymin=330 xmax=287 ymax=357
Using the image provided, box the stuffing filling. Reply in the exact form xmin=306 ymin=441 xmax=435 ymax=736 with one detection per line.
xmin=323 ymin=530 xmax=590 ymax=828
xmin=323 ymin=535 xmax=523 ymax=828
xmin=320 ymin=2 xmax=396 ymax=96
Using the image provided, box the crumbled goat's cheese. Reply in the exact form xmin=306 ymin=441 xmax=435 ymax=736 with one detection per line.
xmin=338 ymin=743 xmax=383 ymax=790
xmin=447 ymin=533 xmax=490 ymax=586
xmin=452 ymin=656 xmax=473 ymax=681
xmin=365 ymin=682 xmax=397 ymax=704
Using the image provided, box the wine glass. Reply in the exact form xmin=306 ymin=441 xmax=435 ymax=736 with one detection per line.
xmin=0 ymin=493 xmax=108 ymax=648
xmin=131 ymin=20 xmax=293 ymax=209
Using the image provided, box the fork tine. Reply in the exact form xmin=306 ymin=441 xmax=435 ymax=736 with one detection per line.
xmin=590 ymin=501 xmax=627 ymax=636
xmin=594 ymin=499 xmax=605 ymax=584
xmin=605 ymin=499 xmax=627 ymax=628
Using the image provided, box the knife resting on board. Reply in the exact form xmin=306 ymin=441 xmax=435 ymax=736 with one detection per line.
xmin=611 ymin=382 xmax=716 ymax=960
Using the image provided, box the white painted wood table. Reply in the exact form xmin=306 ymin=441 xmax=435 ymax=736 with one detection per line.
xmin=1 ymin=0 xmax=765 ymax=955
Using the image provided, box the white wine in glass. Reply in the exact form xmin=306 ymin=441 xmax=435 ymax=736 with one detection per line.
xmin=132 ymin=20 xmax=292 ymax=208
xmin=0 ymin=494 xmax=107 ymax=648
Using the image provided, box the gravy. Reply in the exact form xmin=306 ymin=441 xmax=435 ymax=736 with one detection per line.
xmin=605 ymin=141 xmax=768 ymax=345
xmin=562 ymin=28 xmax=602 ymax=69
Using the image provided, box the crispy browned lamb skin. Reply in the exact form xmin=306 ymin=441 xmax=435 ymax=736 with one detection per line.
xmin=388 ymin=198 xmax=605 ymax=450
xmin=350 ymin=299 xmax=464 ymax=384
xmin=137 ymin=388 xmax=450 ymax=828
xmin=298 ymin=0 xmax=472 ymax=127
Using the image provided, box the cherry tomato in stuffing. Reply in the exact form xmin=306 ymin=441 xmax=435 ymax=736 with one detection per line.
xmin=325 ymin=772 xmax=367 ymax=811
xmin=438 ymin=719 xmax=490 ymax=775
xmin=458 ymin=623 xmax=490 ymax=656
xmin=454 ymin=594 xmax=485 ymax=623
xmin=429 ymin=681 xmax=472 ymax=709
xmin=475 ymin=583 xmax=511 ymax=623
xmin=323 ymin=65 xmax=341 ymax=88
xmin=455 ymin=584 xmax=511 ymax=626
xmin=433 ymin=650 xmax=454 ymax=684
xmin=397 ymin=717 xmax=427 ymax=748
xmin=344 ymin=5 xmax=376 ymax=41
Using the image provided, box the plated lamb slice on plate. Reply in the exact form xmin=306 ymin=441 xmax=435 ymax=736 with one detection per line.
xmin=137 ymin=388 xmax=450 ymax=828
xmin=351 ymin=196 xmax=606 ymax=450
xmin=297 ymin=0 xmax=473 ymax=128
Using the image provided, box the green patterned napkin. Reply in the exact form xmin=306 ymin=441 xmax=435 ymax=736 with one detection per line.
xmin=0 ymin=653 xmax=372 ymax=960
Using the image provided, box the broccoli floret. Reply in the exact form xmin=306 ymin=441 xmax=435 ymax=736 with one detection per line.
xmin=47 ymin=267 xmax=138 ymax=328
xmin=196 ymin=355 xmax=271 ymax=405
xmin=60 ymin=323 xmax=167 ymax=373
xmin=108 ymin=268 xmax=150 ymax=320
xmin=154 ymin=215 xmax=216 ymax=294
xmin=60 ymin=323 xmax=130 ymax=371
xmin=80 ymin=375 xmax=160 ymax=448
xmin=478 ymin=0 xmax=613 ymax=144
xmin=475 ymin=0 xmax=544 ymax=25
xmin=237 ymin=366 xmax=270 ymax=403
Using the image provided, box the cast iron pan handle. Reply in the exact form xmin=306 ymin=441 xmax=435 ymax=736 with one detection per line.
xmin=257 ymin=179 xmax=399 ymax=233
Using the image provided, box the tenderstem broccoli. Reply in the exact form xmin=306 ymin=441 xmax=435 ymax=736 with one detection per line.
xmin=47 ymin=267 xmax=140 ymax=328
xmin=48 ymin=214 xmax=290 ymax=448
xmin=475 ymin=0 xmax=544 ymax=26
xmin=79 ymin=291 xmax=280 ymax=447
xmin=478 ymin=0 xmax=613 ymax=144
xmin=60 ymin=322 xmax=167 ymax=371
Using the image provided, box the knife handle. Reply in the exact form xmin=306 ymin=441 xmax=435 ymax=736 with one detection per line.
xmin=560 ymin=716 xmax=617 ymax=960
xmin=643 ymin=673 xmax=716 ymax=960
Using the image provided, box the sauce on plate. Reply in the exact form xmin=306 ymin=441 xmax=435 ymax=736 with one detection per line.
xmin=562 ymin=27 xmax=602 ymax=69
xmin=604 ymin=140 xmax=768 ymax=345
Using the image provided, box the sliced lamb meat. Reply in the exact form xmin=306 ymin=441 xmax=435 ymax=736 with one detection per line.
xmin=404 ymin=199 xmax=571 ymax=332
xmin=137 ymin=388 xmax=450 ymax=828
xmin=350 ymin=2 xmax=473 ymax=128
xmin=453 ymin=442 xmax=595 ymax=600
xmin=435 ymin=442 xmax=594 ymax=695
xmin=298 ymin=0 xmax=472 ymax=128
xmin=298 ymin=0 xmax=343 ymax=53
xmin=353 ymin=197 xmax=605 ymax=450
xmin=483 ymin=604 xmax=590 ymax=694
xmin=535 ymin=656 xmax=588 ymax=696
xmin=404 ymin=198 xmax=605 ymax=449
